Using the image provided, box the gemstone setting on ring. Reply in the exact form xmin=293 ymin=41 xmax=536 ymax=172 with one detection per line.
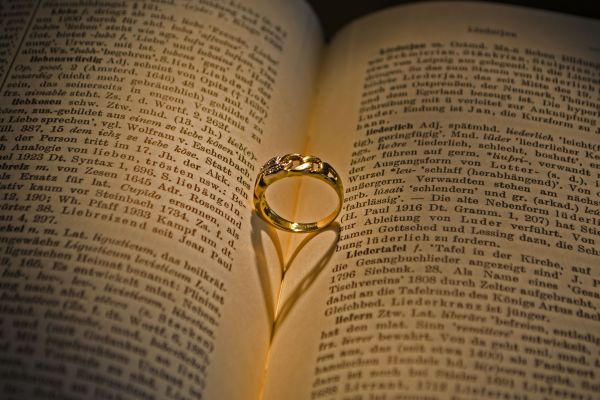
xmin=261 ymin=156 xmax=284 ymax=175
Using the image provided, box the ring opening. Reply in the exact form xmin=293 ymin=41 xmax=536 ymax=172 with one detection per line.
xmin=265 ymin=175 xmax=339 ymax=225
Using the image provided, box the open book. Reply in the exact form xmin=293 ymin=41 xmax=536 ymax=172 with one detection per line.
xmin=1 ymin=0 xmax=599 ymax=398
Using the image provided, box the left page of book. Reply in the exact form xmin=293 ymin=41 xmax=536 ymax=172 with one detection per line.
xmin=0 ymin=1 xmax=322 ymax=399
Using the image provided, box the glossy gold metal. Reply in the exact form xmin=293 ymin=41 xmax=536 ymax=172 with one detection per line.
xmin=253 ymin=154 xmax=343 ymax=233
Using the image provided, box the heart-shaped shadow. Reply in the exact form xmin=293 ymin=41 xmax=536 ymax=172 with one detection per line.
xmin=250 ymin=211 xmax=340 ymax=341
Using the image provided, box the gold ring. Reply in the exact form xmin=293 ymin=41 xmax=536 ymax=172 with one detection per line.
xmin=253 ymin=154 xmax=343 ymax=233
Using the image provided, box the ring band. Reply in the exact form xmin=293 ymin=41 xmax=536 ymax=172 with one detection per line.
xmin=253 ymin=154 xmax=343 ymax=233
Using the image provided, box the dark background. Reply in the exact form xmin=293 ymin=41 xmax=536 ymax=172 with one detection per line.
xmin=305 ymin=0 xmax=599 ymax=40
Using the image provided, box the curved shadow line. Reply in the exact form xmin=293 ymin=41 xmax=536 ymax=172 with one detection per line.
xmin=251 ymin=211 xmax=285 ymax=328
xmin=272 ymin=222 xmax=341 ymax=339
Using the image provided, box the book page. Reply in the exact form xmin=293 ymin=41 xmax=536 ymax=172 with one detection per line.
xmin=263 ymin=3 xmax=600 ymax=399
xmin=0 ymin=0 xmax=321 ymax=399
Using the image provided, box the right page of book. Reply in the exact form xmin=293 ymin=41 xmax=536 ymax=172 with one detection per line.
xmin=263 ymin=2 xmax=600 ymax=399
